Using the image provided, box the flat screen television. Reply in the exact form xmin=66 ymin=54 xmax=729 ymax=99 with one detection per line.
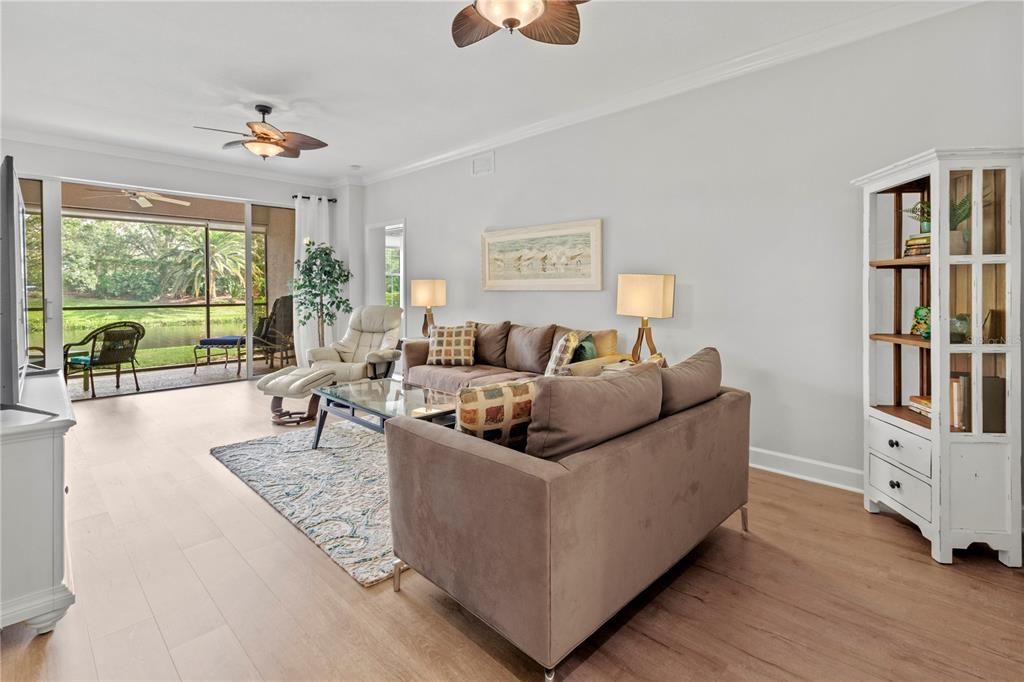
xmin=1 ymin=155 xmax=32 ymax=410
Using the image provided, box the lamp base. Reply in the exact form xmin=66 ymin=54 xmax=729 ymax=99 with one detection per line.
xmin=630 ymin=318 xmax=658 ymax=363
xmin=421 ymin=308 xmax=435 ymax=337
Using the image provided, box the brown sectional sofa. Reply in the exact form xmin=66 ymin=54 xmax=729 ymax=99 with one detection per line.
xmin=402 ymin=322 xmax=624 ymax=394
xmin=386 ymin=354 xmax=751 ymax=677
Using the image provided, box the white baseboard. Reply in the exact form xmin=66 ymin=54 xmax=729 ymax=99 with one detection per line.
xmin=750 ymin=446 xmax=864 ymax=494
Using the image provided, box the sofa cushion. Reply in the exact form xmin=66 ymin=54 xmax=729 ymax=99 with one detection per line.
xmin=545 ymin=330 xmax=581 ymax=376
xmin=506 ymin=324 xmax=556 ymax=374
xmin=660 ymin=347 xmax=721 ymax=417
xmin=526 ymin=363 xmax=662 ymax=459
xmin=457 ymin=380 xmax=536 ymax=450
xmin=407 ymin=364 xmax=524 ymax=394
xmin=471 ymin=320 xmax=511 ymax=367
xmin=426 ymin=324 xmax=476 ymax=366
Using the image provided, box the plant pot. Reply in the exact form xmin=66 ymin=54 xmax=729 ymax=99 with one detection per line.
xmin=920 ymin=221 xmax=931 ymax=234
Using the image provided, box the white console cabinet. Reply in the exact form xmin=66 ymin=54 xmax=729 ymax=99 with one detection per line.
xmin=1 ymin=371 xmax=76 ymax=634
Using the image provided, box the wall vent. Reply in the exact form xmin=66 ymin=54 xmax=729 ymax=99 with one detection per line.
xmin=471 ymin=151 xmax=495 ymax=177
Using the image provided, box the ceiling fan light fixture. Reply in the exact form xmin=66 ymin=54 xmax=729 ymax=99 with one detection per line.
xmin=244 ymin=140 xmax=284 ymax=159
xmin=475 ymin=0 xmax=545 ymax=30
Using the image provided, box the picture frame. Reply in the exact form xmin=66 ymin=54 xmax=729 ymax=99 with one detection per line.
xmin=481 ymin=219 xmax=602 ymax=291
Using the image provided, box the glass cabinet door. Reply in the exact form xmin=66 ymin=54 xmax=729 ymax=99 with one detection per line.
xmin=946 ymin=166 xmax=1011 ymax=434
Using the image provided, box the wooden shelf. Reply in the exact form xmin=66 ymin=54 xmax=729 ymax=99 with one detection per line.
xmin=869 ymin=333 xmax=931 ymax=348
xmin=872 ymin=404 xmax=931 ymax=430
xmin=869 ymin=256 xmax=930 ymax=269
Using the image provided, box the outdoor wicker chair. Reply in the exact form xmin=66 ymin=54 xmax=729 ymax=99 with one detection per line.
xmin=254 ymin=295 xmax=294 ymax=369
xmin=63 ymin=321 xmax=146 ymax=398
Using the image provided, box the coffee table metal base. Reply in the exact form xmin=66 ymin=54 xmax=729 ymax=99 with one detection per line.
xmin=314 ymin=399 xmax=385 ymax=446
xmin=312 ymin=396 xmax=455 ymax=448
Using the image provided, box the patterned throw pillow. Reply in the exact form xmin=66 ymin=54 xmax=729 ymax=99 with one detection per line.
xmin=457 ymin=380 xmax=535 ymax=450
xmin=426 ymin=324 xmax=477 ymax=366
xmin=544 ymin=330 xmax=581 ymax=376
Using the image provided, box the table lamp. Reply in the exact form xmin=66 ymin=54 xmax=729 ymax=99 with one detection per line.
xmin=616 ymin=274 xmax=675 ymax=362
xmin=410 ymin=279 xmax=446 ymax=337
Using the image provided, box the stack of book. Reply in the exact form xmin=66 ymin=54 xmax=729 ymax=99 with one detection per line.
xmin=904 ymin=233 xmax=931 ymax=257
xmin=908 ymin=394 xmax=932 ymax=418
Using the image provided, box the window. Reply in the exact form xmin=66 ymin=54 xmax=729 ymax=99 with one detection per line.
xmin=384 ymin=228 xmax=403 ymax=309
xmin=19 ymin=179 xmax=44 ymax=363
xmin=61 ymin=215 xmax=267 ymax=369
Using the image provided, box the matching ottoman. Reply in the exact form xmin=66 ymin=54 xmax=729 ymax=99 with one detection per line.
xmin=256 ymin=366 xmax=338 ymax=425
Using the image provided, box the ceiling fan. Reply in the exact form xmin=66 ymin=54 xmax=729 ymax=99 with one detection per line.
xmin=194 ymin=104 xmax=328 ymax=159
xmin=452 ymin=0 xmax=590 ymax=48
xmin=81 ymin=188 xmax=191 ymax=209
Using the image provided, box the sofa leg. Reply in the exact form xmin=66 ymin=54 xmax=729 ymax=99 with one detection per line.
xmin=741 ymin=505 xmax=749 ymax=532
xmin=393 ymin=559 xmax=406 ymax=592
xmin=544 ymin=668 xmax=555 ymax=681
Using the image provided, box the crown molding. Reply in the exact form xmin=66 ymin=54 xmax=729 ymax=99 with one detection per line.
xmin=1 ymin=126 xmax=337 ymax=189
xmin=364 ymin=1 xmax=975 ymax=185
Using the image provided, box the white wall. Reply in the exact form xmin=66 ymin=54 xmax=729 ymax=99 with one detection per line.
xmin=0 ymin=137 xmax=328 ymax=204
xmin=363 ymin=3 xmax=1024 ymax=485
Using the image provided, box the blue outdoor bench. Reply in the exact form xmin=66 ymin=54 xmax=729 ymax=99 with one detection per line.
xmin=193 ymin=336 xmax=244 ymax=376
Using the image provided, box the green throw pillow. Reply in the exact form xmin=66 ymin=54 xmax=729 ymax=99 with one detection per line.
xmin=572 ymin=334 xmax=598 ymax=363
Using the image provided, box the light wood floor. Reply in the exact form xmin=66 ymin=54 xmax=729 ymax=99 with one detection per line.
xmin=2 ymin=381 xmax=1022 ymax=681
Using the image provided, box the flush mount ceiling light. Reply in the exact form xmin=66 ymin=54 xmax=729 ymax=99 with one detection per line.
xmin=193 ymin=104 xmax=328 ymax=160
xmin=452 ymin=0 xmax=590 ymax=48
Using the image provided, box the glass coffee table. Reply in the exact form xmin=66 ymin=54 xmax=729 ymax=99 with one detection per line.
xmin=312 ymin=379 xmax=457 ymax=448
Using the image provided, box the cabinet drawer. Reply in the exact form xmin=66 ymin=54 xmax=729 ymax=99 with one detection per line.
xmin=868 ymin=455 xmax=932 ymax=522
xmin=867 ymin=417 xmax=931 ymax=478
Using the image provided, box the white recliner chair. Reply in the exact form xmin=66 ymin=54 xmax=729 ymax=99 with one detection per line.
xmin=307 ymin=305 xmax=403 ymax=381
xmin=256 ymin=305 xmax=403 ymax=425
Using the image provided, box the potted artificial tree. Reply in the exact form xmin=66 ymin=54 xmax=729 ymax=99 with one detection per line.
xmin=292 ymin=241 xmax=353 ymax=347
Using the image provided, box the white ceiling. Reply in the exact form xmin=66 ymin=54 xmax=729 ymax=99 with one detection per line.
xmin=1 ymin=1 xmax=961 ymax=185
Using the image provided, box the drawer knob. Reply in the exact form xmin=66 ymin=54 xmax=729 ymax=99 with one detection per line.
xmin=888 ymin=480 xmax=902 ymax=490
xmin=887 ymin=439 xmax=900 ymax=448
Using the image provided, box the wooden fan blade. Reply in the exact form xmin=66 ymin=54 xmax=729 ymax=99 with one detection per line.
xmin=281 ymin=132 xmax=326 ymax=150
xmin=247 ymin=120 xmax=285 ymax=140
xmin=223 ymin=139 xmax=254 ymax=150
xmin=452 ymin=4 xmax=499 ymax=48
xmin=519 ymin=2 xmax=580 ymax=45
xmin=276 ymin=146 xmax=300 ymax=159
xmin=140 ymin=192 xmax=191 ymax=206
xmin=193 ymin=125 xmax=249 ymax=136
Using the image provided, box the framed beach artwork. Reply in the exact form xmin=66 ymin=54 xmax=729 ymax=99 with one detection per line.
xmin=481 ymin=219 xmax=602 ymax=291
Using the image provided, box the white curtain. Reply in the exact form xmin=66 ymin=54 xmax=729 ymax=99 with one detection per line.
xmin=293 ymin=196 xmax=333 ymax=367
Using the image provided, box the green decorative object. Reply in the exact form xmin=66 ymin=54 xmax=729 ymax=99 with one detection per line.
xmin=950 ymin=314 xmax=971 ymax=343
xmin=904 ymin=200 xmax=930 ymax=228
xmin=292 ymin=242 xmax=354 ymax=347
xmin=911 ymin=306 xmax=931 ymax=339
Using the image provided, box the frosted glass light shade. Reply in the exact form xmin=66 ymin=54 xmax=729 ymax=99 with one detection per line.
xmin=475 ymin=0 xmax=545 ymax=29
xmin=616 ymin=274 xmax=675 ymax=319
xmin=244 ymin=140 xmax=284 ymax=158
xmin=411 ymin=279 xmax=447 ymax=308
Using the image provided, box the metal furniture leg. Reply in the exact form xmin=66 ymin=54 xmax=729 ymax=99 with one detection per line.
xmin=393 ymin=559 xmax=406 ymax=592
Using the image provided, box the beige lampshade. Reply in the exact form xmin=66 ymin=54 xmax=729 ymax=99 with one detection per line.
xmin=410 ymin=279 xmax=447 ymax=308
xmin=616 ymin=274 xmax=675 ymax=319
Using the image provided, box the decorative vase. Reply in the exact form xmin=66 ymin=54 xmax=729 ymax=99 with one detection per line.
xmin=920 ymin=220 xmax=931 ymax=234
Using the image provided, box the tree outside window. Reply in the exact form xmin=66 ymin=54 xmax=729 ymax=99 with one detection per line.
xmin=385 ymin=245 xmax=401 ymax=308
